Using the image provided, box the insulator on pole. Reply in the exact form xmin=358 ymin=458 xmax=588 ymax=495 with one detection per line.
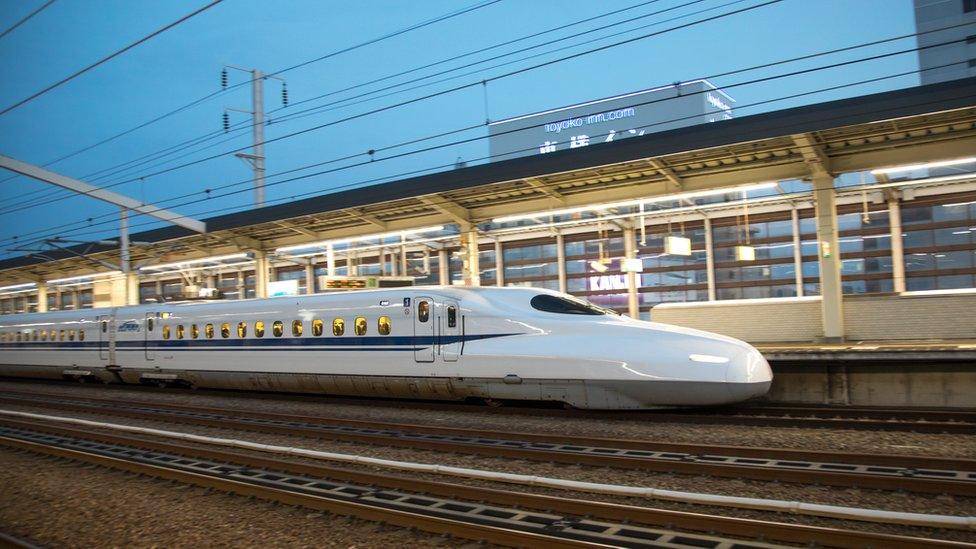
xmin=221 ymin=68 xmax=228 ymax=89
xmin=281 ymin=82 xmax=288 ymax=107
xmin=222 ymin=112 xmax=229 ymax=133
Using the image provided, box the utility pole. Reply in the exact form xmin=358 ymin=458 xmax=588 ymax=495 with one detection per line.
xmin=223 ymin=66 xmax=287 ymax=208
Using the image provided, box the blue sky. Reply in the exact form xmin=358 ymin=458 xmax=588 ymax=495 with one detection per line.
xmin=0 ymin=0 xmax=920 ymax=259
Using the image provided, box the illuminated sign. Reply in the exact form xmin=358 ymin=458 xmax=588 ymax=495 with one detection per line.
xmin=268 ymin=279 xmax=300 ymax=296
xmin=589 ymin=274 xmax=628 ymax=292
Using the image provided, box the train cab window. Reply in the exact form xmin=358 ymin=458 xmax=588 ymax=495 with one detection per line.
xmin=332 ymin=318 xmax=344 ymax=336
xmin=311 ymin=319 xmax=323 ymax=337
xmin=237 ymin=322 xmax=247 ymax=338
xmin=221 ymin=323 xmax=230 ymax=338
xmin=101 ymin=321 xmax=107 ymax=333
xmin=529 ymin=294 xmax=607 ymax=315
xmin=292 ymin=320 xmax=303 ymax=337
xmin=162 ymin=325 xmax=171 ymax=340
xmin=378 ymin=316 xmax=391 ymax=335
xmin=78 ymin=330 xmax=85 ymax=341
xmin=147 ymin=318 xmax=154 ymax=331
xmin=205 ymin=323 xmax=214 ymax=339
xmin=418 ymin=301 xmax=429 ymax=322
xmin=272 ymin=321 xmax=284 ymax=337
xmin=255 ymin=321 xmax=265 ymax=338
xmin=354 ymin=316 xmax=367 ymax=336
xmin=191 ymin=324 xmax=199 ymax=339
xmin=69 ymin=330 xmax=76 ymax=341
xmin=176 ymin=325 xmax=185 ymax=339
xmin=447 ymin=306 xmax=457 ymax=328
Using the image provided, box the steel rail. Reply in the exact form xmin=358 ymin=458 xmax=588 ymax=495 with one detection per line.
xmin=0 ymin=416 xmax=969 ymax=549
xmin=2 ymin=391 xmax=974 ymax=497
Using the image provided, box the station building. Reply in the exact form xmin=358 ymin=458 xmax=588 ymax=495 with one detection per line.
xmin=1 ymin=78 xmax=975 ymax=407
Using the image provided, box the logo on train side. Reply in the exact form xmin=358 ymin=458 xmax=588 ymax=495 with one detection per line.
xmin=117 ymin=321 xmax=141 ymax=333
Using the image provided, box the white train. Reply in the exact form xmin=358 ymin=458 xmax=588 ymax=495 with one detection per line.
xmin=0 ymin=287 xmax=772 ymax=409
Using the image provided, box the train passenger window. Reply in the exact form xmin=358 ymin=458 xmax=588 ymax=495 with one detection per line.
xmin=32 ymin=331 xmax=38 ymax=341
xmin=177 ymin=325 xmax=185 ymax=340
xmin=69 ymin=330 xmax=76 ymax=341
xmin=255 ymin=321 xmax=265 ymax=338
xmin=205 ymin=323 xmax=214 ymax=339
xmin=312 ymin=319 xmax=323 ymax=337
xmin=418 ymin=301 xmax=429 ymax=322
xmin=191 ymin=324 xmax=199 ymax=339
xmin=162 ymin=325 xmax=171 ymax=340
xmin=292 ymin=320 xmax=303 ymax=337
xmin=332 ymin=318 xmax=344 ymax=336
xmin=354 ymin=316 xmax=367 ymax=336
xmin=79 ymin=330 xmax=85 ymax=341
xmin=15 ymin=333 xmax=21 ymax=342
xmin=40 ymin=330 xmax=47 ymax=341
xmin=238 ymin=322 xmax=247 ymax=338
xmin=378 ymin=316 xmax=391 ymax=335
xmin=101 ymin=321 xmax=107 ymax=333
xmin=60 ymin=330 xmax=66 ymax=341
xmin=447 ymin=306 xmax=457 ymax=328
xmin=147 ymin=318 xmax=154 ymax=331
xmin=272 ymin=321 xmax=283 ymax=337
xmin=221 ymin=323 xmax=230 ymax=338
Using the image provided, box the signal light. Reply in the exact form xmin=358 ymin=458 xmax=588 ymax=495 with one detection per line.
xmin=222 ymin=112 xmax=229 ymax=133
xmin=281 ymin=82 xmax=288 ymax=107
xmin=221 ymin=68 xmax=228 ymax=89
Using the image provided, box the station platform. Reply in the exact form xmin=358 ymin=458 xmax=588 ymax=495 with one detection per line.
xmin=756 ymin=340 xmax=976 ymax=362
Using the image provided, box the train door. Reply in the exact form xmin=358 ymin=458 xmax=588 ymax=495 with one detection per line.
xmin=96 ymin=313 xmax=114 ymax=364
xmin=413 ymin=296 xmax=434 ymax=363
xmin=144 ymin=312 xmax=156 ymax=361
xmin=440 ymin=299 xmax=461 ymax=362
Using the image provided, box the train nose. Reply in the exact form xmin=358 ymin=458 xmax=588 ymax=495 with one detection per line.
xmin=724 ymin=345 xmax=773 ymax=401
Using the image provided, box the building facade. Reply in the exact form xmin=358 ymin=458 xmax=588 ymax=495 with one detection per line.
xmin=915 ymin=0 xmax=976 ymax=84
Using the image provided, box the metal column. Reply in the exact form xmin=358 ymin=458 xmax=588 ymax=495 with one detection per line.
xmin=438 ymin=249 xmax=449 ymax=285
xmin=623 ymin=226 xmax=639 ymax=319
xmin=556 ymin=232 xmax=567 ymax=293
xmin=36 ymin=283 xmax=48 ymax=313
xmin=254 ymin=250 xmax=269 ymax=299
xmin=813 ymin=174 xmax=844 ymax=340
xmin=325 ymin=244 xmax=336 ymax=276
xmin=462 ymin=230 xmax=481 ymax=286
xmin=703 ymin=217 xmax=716 ymax=301
xmin=888 ymin=191 xmax=906 ymax=293
xmin=791 ymin=208 xmax=805 ymax=296
xmin=251 ymin=69 xmax=266 ymax=207
xmin=304 ymin=261 xmax=315 ymax=295
xmin=399 ymin=239 xmax=408 ymax=277
xmin=494 ymin=239 xmax=504 ymax=287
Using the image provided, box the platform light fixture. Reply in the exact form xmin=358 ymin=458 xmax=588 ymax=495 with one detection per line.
xmin=276 ymin=225 xmax=446 ymax=254
xmin=47 ymin=271 xmax=123 ymax=285
xmin=735 ymin=245 xmax=756 ymax=261
xmin=491 ymin=182 xmax=778 ymax=224
xmin=870 ymin=157 xmax=976 ymax=175
xmin=143 ymin=260 xmax=256 ymax=278
xmin=139 ymin=253 xmax=252 ymax=272
xmin=588 ymin=260 xmax=609 ymax=273
xmin=0 ymin=282 xmax=37 ymax=296
xmin=664 ymin=235 xmax=692 ymax=256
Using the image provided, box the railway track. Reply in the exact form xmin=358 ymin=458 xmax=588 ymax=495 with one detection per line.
xmin=2 ymin=390 xmax=975 ymax=497
xmin=0 ymin=417 xmax=969 ymax=549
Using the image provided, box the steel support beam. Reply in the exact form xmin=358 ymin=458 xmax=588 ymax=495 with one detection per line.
xmin=494 ymin=239 xmax=504 ymax=287
xmin=791 ymin=208 xmax=804 ymax=297
xmin=556 ymin=232 xmax=567 ymax=293
xmin=462 ymin=230 xmax=480 ymax=286
xmin=703 ymin=217 xmax=716 ymax=301
xmin=887 ymin=190 xmax=907 ymax=293
xmin=813 ymin=174 xmax=844 ymax=340
xmin=623 ymin=226 xmax=639 ymax=319
xmin=438 ymin=249 xmax=449 ymax=285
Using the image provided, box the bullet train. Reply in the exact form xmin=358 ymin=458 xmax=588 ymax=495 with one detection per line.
xmin=0 ymin=287 xmax=772 ymax=409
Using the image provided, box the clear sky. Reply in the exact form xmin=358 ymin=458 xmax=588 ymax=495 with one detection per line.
xmin=0 ymin=0 xmax=920 ymax=259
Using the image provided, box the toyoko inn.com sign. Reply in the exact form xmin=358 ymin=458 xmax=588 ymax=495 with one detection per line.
xmin=488 ymin=80 xmax=733 ymax=161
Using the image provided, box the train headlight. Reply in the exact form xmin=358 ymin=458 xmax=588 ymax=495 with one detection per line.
xmin=688 ymin=354 xmax=729 ymax=364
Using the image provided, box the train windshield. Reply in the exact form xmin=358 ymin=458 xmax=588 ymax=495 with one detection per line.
xmin=530 ymin=294 xmax=612 ymax=316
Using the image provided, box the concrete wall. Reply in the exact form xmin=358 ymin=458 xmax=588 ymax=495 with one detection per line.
xmin=652 ymin=293 xmax=976 ymax=343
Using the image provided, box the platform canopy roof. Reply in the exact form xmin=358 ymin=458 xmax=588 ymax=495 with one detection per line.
xmin=2 ymin=77 xmax=975 ymax=284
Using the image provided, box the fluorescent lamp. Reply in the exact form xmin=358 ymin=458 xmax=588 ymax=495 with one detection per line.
xmin=870 ymin=157 xmax=976 ymax=175
xmin=142 ymin=260 xmax=256 ymax=277
xmin=0 ymin=282 xmax=36 ymax=292
xmin=664 ymin=236 xmax=692 ymax=256
xmin=491 ymin=182 xmax=777 ymax=224
xmin=735 ymin=245 xmax=756 ymax=261
xmin=140 ymin=253 xmax=250 ymax=272
xmin=47 ymin=271 xmax=122 ymax=285
xmin=589 ymin=261 xmax=608 ymax=273
xmin=276 ymin=225 xmax=446 ymax=253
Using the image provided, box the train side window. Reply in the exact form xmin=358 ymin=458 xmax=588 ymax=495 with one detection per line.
xmin=418 ymin=301 xmax=429 ymax=322
xmin=176 ymin=325 xmax=185 ymax=340
xmin=69 ymin=330 xmax=76 ymax=341
xmin=162 ymin=325 xmax=171 ymax=340
xmin=205 ymin=323 xmax=214 ymax=339
xmin=447 ymin=306 xmax=457 ymax=328
xmin=60 ymin=329 xmax=66 ymax=341
xmin=221 ymin=323 xmax=230 ymax=338
xmin=378 ymin=316 xmax=391 ymax=335
xmin=32 ymin=331 xmax=38 ymax=341
xmin=292 ymin=320 xmax=303 ymax=337
xmin=147 ymin=318 xmax=154 ymax=331
xmin=255 ymin=321 xmax=265 ymax=338
xmin=354 ymin=316 xmax=367 ymax=336
xmin=40 ymin=330 xmax=48 ymax=341
xmin=332 ymin=318 xmax=344 ymax=336
xmin=15 ymin=333 xmax=21 ymax=342
xmin=312 ymin=319 xmax=323 ymax=336
xmin=191 ymin=324 xmax=199 ymax=339
xmin=101 ymin=321 xmax=107 ymax=333
xmin=238 ymin=322 xmax=247 ymax=338
xmin=272 ymin=321 xmax=283 ymax=337
xmin=79 ymin=330 xmax=85 ymax=341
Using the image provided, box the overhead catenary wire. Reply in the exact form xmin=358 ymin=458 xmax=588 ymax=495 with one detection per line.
xmin=0 ymin=0 xmax=785 ymax=221
xmin=0 ymin=21 xmax=970 ymax=249
xmin=0 ymin=0 xmax=56 ymax=41
xmin=0 ymin=0 xmax=503 ymax=202
xmin=7 ymin=57 xmax=970 ymax=255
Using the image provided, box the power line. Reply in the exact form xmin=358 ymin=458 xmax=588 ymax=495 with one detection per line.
xmin=0 ymin=0 xmax=225 ymax=117
xmin=0 ymin=0 xmax=56 ymax=41
xmin=4 ymin=42 xmax=966 ymax=252
xmin=0 ymin=0 xmax=504 ymax=203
